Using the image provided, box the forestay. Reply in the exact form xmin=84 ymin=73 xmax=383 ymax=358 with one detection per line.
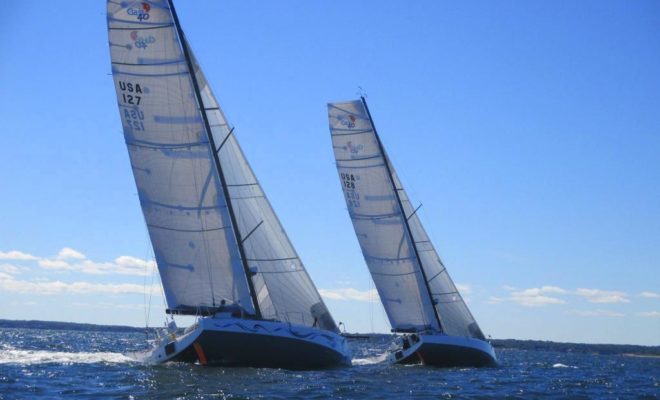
xmin=328 ymin=99 xmax=485 ymax=339
xmin=107 ymin=1 xmax=253 ymax=313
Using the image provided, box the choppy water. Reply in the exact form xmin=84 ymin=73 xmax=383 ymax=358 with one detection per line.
xmin=0 ymin=327 xmax=658 ymax=399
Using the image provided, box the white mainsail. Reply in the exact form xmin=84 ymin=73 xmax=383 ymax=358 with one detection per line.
xmin=329 ymin=99 xmax=484 ymax=339
xmin=108 ymin=1 xmax=336 ymax=331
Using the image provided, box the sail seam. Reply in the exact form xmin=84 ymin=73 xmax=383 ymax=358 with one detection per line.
xmin=140 ymin=200 xmax=226 ymax=211
xmin=349 ymin=211 xmax=399 ymax=221
xmin=335 ymin=154 xmax=381 ymax=162
xmin=112 ymin=60 xmax=185 ymax=66
xmin=336 ymin=163 xmax=385 ymax=170
xmin=372 ymin=270 xmax=419 ymax=277
xmin=331 ymin=129 xmax=372 ymax=136
xmin=112 ymin=69 xmax=188 ymax=78
xmin=147 ymin=224 xmax=230 ymax=233
xmin=127 ymin=141 xmax=207 ymax=150
xmin=109 ymin=24 xmax=174 ymax=30
xmin=246 ymin=257 xmax=298 ymax=262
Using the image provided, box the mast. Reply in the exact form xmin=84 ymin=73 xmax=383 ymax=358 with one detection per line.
xmin=360 ymin=96 xmax=443 ymax=333
xmin=167 ymin=0 xmax=262 ymax=319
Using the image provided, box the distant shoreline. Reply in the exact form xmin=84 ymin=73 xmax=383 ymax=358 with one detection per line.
xmin=1 ymin=319 xmax=658 ymax=356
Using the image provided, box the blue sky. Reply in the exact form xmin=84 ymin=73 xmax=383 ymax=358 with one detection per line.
xmin=0 ymin=1 xmax=658 ymax=345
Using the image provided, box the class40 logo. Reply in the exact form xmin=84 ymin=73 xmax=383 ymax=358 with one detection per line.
xmin=127 ymin=2 xmax=151 ymax=21
xmin=130 ymin=31 xmax=156 ymax=49
xmin=339 ymin=114 xmax=357 ymax=129
xmin=343 ymin=141 xmax=364 ymax=155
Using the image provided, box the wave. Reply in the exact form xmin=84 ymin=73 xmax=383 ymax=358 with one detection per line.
xmin=0 ymin=346 xmax=134 ymax=365
xmin=352 ymin=352 xmax=388 ymax=365
xmin=552 ymin=363 xmax=577 ymax=369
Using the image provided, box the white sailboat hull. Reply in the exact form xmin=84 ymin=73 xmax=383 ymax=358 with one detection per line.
xmin=388 ymin=333 xmax=497 ymax=367
xmin=145 ymin=316 xmax=351 ymax=369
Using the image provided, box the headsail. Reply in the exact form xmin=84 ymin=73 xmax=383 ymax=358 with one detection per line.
xmin=188 ymin=50 xmax=338 ymax=331
xmin=328 ymin=98 xmax=484 ymax=339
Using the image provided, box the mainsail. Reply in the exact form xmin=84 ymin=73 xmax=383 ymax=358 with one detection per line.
xmin=108 ymin=0 xmax=336 ymax=331
xmin=328 ymin=98 xmax=484 ymax=339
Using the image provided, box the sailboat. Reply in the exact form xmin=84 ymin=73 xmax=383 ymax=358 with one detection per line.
xmin=327 ymin=97 xmax=497 ymax=367
xmin=107 ymin=0 xmax=350 ymax=369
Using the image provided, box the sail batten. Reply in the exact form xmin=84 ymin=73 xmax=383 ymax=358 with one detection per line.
xmin=329 ymin=98 xmax=485 ymax=339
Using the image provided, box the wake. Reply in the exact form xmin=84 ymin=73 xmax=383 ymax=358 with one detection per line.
xmin=0 ymin=345 xmax=135 ymax=365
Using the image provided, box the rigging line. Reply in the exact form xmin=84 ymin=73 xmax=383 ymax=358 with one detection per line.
xmin=361 ymin=96 xmax=444 ymax=333
xmin=216 ymin=127 xmax=235 ymax=153
xmin=407 ymin=203 xmax=423 ymax=221
xmin=167 ymin=0 xmax=262 ymax=319
xmin=240 ymin=220 xmax=264 ymax=245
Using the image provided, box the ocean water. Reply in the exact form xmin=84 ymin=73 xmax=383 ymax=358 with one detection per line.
xmin=0 ymin=327 xmax=658 ymax=399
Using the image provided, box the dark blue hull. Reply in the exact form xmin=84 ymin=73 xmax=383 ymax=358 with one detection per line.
xmin=150 ymin=318 xmax=351 ymax=369
xmin=170 ymin=329 xmax=349 ymax=369
xmin=393 ymin=334 xmax=497 ymax=368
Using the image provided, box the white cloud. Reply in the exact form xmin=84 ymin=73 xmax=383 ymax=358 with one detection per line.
xmin=540 ymin=286 xmax=567 ymax=294
xmin=0 ymin=272 xmax=160 ymax=296
xmin=491 ymin=286 xmax=637 ymax=307
xmin=0 ymin=272 xmax=14 ymax=281
xmin=319 ymin=288 xmax=380 ymax=302
xmin=639 ymin=291 xmax=660 ymax=299
xmin=493 ymin=286 xmax=567 ymax=307
xmin=3 ymin=247 xmax=156 ymax=276
xmin=569 ymin=309 xmax=625 ymax=317
xmin=575 ymin=288 xmax=630 ymax=304
xmin=39 ymin=259 xmax=74 ymax=270
xmin=115 ymin=256 xmax=157 ymax=274
xmin=487 ymin=296 xmax=505 ymax=304
xmin=57 ymin=247 xmax=86 ymax=260
xmin=75 ymin=258 xmax=156 ymax=276
xmin=636 ymin=311 xmax=660 ymax=318
xmin=0 ymin=250 xmax=39 ymax=261
xmin=0 ymin=264 xmax=21 ymax=275
xmin=37 ymin=254 xmax=154 ymax=276
xmin=71 ymin=302 xmax=146 ymax=311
